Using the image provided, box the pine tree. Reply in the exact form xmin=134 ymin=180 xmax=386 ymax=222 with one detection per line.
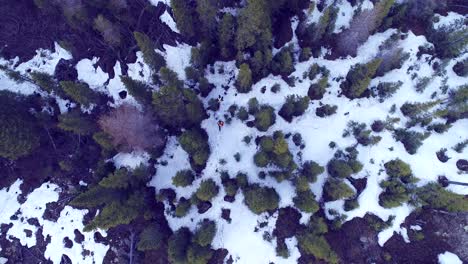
xmin=187 ymin=243 xmax=213 ymax=264
xmin=196 ymin=0 xmax=218 ymax=39
xmin=254 ymin=105 xmax=276 ymax=131
xmin=99 ymin=168 xmax=129 ymax=189
xmin=195 ymin=179 xmax=219 ymax=201
xmin=293 ymin=190 xmax=319 ymax=213
xmin=60 ymin=81 xmax=100 ymax=107
xmin=137 ymin=224 xmax=165 ymax=251
xmin=58 ymin=110 xmax=97 ymax=135
xmin=236 ymin=63 xmax=253 ymax=93
xmin=236 ymin=0 xmax=272 ymax=52
xmin=168 ymin=227 xmax=191 ymax=264
xmin=308 ymin=76 xmax=329 ymax=100
xmin=172 ymin=170 xmax=195 ymax=187
xmin=30 ymin=71 xmax=63 ymax=95
xmin=0 ymin=91 xmax=40 ymax=160
xmin=341 ymin=59 xmax=382 ymax=99
xmin=178 ymin=128 xmax=210 ymax=170
xmin=134 ymin=32 xmax=166 ymax=71
xmin=243 ymin=184 xmax=279 ymax=214
xmin=279 ymin=95 xmax=310 ymax=122
xmin=219 ymin=13 xmax=237 ymax=59
xmin=193 ymin=219 xmax=216 ymax=246
xmin=271 ymin=46 xmax=294 ymax=76
xmin=171 ymin=0 xmax=200 ymax=39
xmin=120 ymin=75 xmax=153 ymax=106
xmin=324 ymin=178 xmax=355 ymax=201
xmin=297 ymin=233 xmax=339 ymax=264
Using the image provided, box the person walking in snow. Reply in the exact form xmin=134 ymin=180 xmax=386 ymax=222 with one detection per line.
xmin=217 ymin=120 xmax=224 ymax=131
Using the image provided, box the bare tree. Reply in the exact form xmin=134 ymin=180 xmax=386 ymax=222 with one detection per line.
xmin=99 ymin=104 xmax=165 ymax=152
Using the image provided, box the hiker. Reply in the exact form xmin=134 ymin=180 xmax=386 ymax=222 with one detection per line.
xmin=217 ymin=120 xmax=224 ymax=131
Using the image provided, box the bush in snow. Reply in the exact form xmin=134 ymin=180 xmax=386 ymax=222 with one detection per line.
xmin=341 ymin=59 xmax=382 ymax=99
xmin=187 ymin=243 xmax=213 ymax=264
xmin=415 ymin=183 xmax=468 ymax=212
xmin=236 ymin=63 xmax=253 ymax=93
xmin=178 ymin=128 xmax=211 ymax=172
xmin=172 ymin=170 xmax=195 ymax=187
xmin=99 ymin=104 xmax=165 ymax=152
xmin=193 ymin=219 xmax=216 ymax=247
xmin=301 ymin=160 xmax=324 ymax=183
xmin=299 ymin=47 xmax=312 ymax=62
xmin=168 ymin=227 xmax=192 ymax=264
xmin=60 ymin=80 xmax=100 ymax=107
xmin=379 ymin=159 xmax=418 ymax=208
xmin=271 ymin=45 xmax=294 ymax=76
xmin=453 ymin=58 xmax=468 ymax=77
xmin=195 ymin=179 xmax=219 ymax=202
xmin=175 ymin=198 xmax=192 ymax=218
xmin=293 ymin=189 xmax=319 ymax=213
xmin=371 ymin=81 xmax=402 ymax=101
xmin=254 ymin=131 xmax=297 ymax=171
xmin=0 ymin=91 xmax=40 ymax=160
xmin=308 ymin=76 xmax=329 ymax=100
xmin=393 ymin=129 xmax=429 ymax=155
xmin=243 ymin=184 xmax=280 ymax=214
xmin=254 ymin=105 xmax=276 ymax=131
xmin=384 ymin=159 xmax=414 ymax=181
xmin=316 ymin=104 xmax=337 ymax=118
xmin=344 ymin=198 xmax=359 ymax=211
xmin=237 ymin=106 xmax=249 ymax=121
xmin=137 ymin=224 xmax=166 ymax=251
xmin=323 ymin=178 xmax=355 ymax=201
xmin=133 ymin=31 xmax=166 ymax=71
xmin=279 ymin=95 xmax=310 ymax=122
xmin=327 ymin=159 xmax=354 ymax=179
xmin=297 ymin=231 xmax=339 ymax=264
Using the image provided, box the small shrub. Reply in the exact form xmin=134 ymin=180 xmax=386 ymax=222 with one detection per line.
xmin=243 ymin=184 xmax=280 ymax=214
xmin=172 ymin=170 xmax=195 ymax=187
xmin=193 ymin=219 xmax=216 ymax=246
xmin=324 ymin=178 xmax=355 ymax=201
xmin=316 ymin=104 xmax=337 ymax=117
xmin=175 ymin=198 xmax=191 ymax=218
xmin=294 ymin=190 xmax=319 ymax=213
xmin=195 ymin=179 xmax=219 ymax=201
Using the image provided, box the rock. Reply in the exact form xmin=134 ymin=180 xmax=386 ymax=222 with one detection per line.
xmin=24 ymin=229 xmax=32 ymax=238
xmin=60 ymin=254 xmax=72 ymax=264
xmin=198 ymin=201 xmax=212 ymax=214
xmin=224 ymin=195 xmax=235 ymax=203
xmin=456 ymin=159 xmax=468 ymax=171
xmin=54 ymin=59 xmax=78 ymax=82
xmin=74 ymin=229 xmax=84 ymax=244
xmin=63 ymin=237 xmax=73 ymax=248
xmin=118 ymin=90 xmax=127 ymax=99
xmin=221 ymin=209 xmax=231 ymax=223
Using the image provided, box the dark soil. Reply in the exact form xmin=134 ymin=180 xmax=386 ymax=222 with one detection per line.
xmin=0 ymin=0 xmax=179 ymax=78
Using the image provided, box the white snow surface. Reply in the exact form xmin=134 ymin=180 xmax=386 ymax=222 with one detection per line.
xmin=112 ymin=151 xmax=151 ymax=169
xmin=438 ymin=251 xmax=463 ymax=264
xmin=0 ymin=181 xmax=108 ymax=263
xmin=160 ymin=10 xmax=180 ymax=33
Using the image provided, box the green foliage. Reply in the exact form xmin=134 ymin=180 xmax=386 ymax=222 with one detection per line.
xmin=94 ymin=15 xmax=121 ymax=46
xmin=341 ymin=59 xmax=382 ymax=99
xmin=223 ymin=179 xmax=239 ymax=197
xmin=195 ymin=179 xmax=219 ymax=201
xmin=372 ymin=81 xmax=402 ymax=100
xmin=178 ymin=128 xmax=210 ymax=171
xmin=271 ymin=46 xmax=294 ymax=76
xmin=308 ymin=76 xmax=329 ymax=100
xmin=294 ymin=190 xmax=319 ymax=213
xmin=307 ymin=216 xmax=328 ymax=235
xmin=58 ymin=110 xmax=97 ymax=135
xmin=0 ymin=91 xmax=40 ymax=160
xmin=159 ymin=67 xmax=184 ymax=88
xmin=276 ymin=240 xmax=290 ymax=258
xmin=344 ymin=198 xmax=359 ymax=211
xmin=400 ymin=101 xmax=439 ymax=118
xmin=243 ymin=184 xmax=279 ymax=214
xmin=279 ymin=95 xmax=310 ymax=122
xmin=172 ymin=170 xmax=195 ymax=187
xmin=133 ymin=32 xmax=166 ymax=71
xmin=248 ymin=97 xmax=259 ymax=114
xmin=254 ymin=132 xmax=296 ymax=170
xmin=429 ymin=18 xmax=468 ymax=59
xmin=187 ymin=243 xmax=213 ymax=264
xmin=384 ymin=159 xmax=412 ymax=180
xmin=93 ymin=131 xmax=114 ymax=151
xmin=302 ymin=161 xmax=324 ymax=183
xmin=196 ymin=0 xmax=218 ymax=38
xmin=236 ymin=63 xmax=253 ymax=93
xmin=324 ymin=178 xmax=355 ymax=201
xmin=70 ymin=185 xmax=119 ymax=208
xmin=30 ymin=71 xmax=62 ymax=95
xmin=254 ymin=105 xmax=276 ymax=131
xmin=297 ymin=232 xmax=339 ymax=264
xmin=190 ymin=41 xmax=215 ymax=70
xmin=254 ymin=151 xmax=269 ymax=167
xmin=120 ymin=75 xmax=152 ymax=105
xmin=168 ymin=228 xmax=191 ymax=264
xmin=137 ymin=224 xmax=165 ymax=251
xmin=193 ymin=219 xmax=216 ymax=246
xmin=393 ymin=129 xmax=427 ymax=155
xmin=152 ymin=84 xmax=206 ymax=130
xmin=415 ymin=183 xmax=468 ymax=212
xmin=379 ymin=178 xmax=411 ymax=208
xmin=237 ymin=106 xmax=249 ymax=121
xmin=175 ymin=198 xmax=191 ymax=218
xmin=235 ymin=0 xmax=272 ymax=52
xmin=219 ymin=13 xmax=237 ymax=59
xmin=171 ymin=0 xmax=200 ymax=39
xmin=316 ymin=104 xmax=337 ymax=118
xmin=294 ymin=175 xmax=310 ymax=192
xmin=236 ymin=172 xmax=249 ymax=189
xmin=299 ymin=47 xmax=312 ymax=62
xmin=60 ymin=81 xmax=100 ymax=107
xmin=327 ymin=159 xmax=353 ymax=178
xmin=99 ymin=168 xmax=129 ymax=189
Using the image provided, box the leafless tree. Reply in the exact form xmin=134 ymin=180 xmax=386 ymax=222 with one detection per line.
xmin=99 ymin=104 xmax=165 ymax=152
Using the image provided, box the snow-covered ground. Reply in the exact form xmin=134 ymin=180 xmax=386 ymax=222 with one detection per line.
xmin=0 ymin=5 xmax=466 ymax=264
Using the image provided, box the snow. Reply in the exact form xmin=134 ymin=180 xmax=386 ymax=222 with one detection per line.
xmin=410 ymin=225 xmax=422 ymax=231
xmin=160 ymin=10 xmax=179 ymax=33
xmin=163 ymin=43 xmax=192 ymax=80
xmin=112 ymin=151 xmax=150 ymax=169
xmin=149 ymin=0 xmax=169 ymax=6
xmin=0 ymin=181 xmax=109 ymax=263
xmin=438 ymin=251 xmax=463 ymax=264
xmin=334 ymin=0 xmax=356 ymax=33
xmin=76 ymin=58 xmax=109 ymax=88
xmin=433 ymin=12 xmax=466 ymax=30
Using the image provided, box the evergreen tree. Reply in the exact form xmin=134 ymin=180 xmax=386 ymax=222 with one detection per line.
xmin=254 ymin=105 xmax=276 ymax=131
xmin=235 ymin=0 xmax=272 ymax=52
xmin=168 ymin=227 xmax=191 ymax=264
xmin=293 ymin=190 xmax=319 ymax=213
xmin=120 ymin=75 xmax=153 ymax=106
xmin=153 ymin=85 xmax=206 ymax=130
xmin=58 ymin=110 xmax=97 ymax=135
xmin=302 ymin=161 xmax=324 ymax=183
xmin=196 ymin=0 xmax=218 ymax=39
xmin=137 ymin=224 xmax=165 ymax=251
xmin=279 ymin=95 xmax=310 ymax=122
xmin=379 ymin=178 xmax=411 ymax=208
xmin=178 ymin=128 xmax=210 ymax=171
xmin=271 ymin=46 xmax=294 ymax=76
xmin=172 ymin=170 xmax=195 ymax=187
xmin=30 ymin=71 xmax=63 ymax=95
xmin=327 ymin=159 xmax=354 ymax=178
xmin=323 ymin=178 xmax=355 ymax=201
xmin=171 ymin=0 xmax=200 ymax=39
xmin=99 ymin=168 xmax=129 ymax=189
xmin=236 ymin=63 xmax=253 ymax=93
xmin=195 ymin=179 xmax=219 ymax=201
xmin=297 ymin=232 xmax=339 ymax=264
xmin=134 ymin=32 xmax=166 ymax=71
xmin=193 ymin=219 xmax=216 ymax=246
xmin=60 ymin=81 xmax=100 ymax=107
xmin=308 ymin=76 xmax=329 ymax=100
xmin=416 ymin=183 xmax=468 ymax=212
xmin=0 ymin=91 xmax=40 ymax=160
xmin=341 ymin=59 xmax=382 ymax=99
xmin=218 ymin=13 xmax=237 ymax=59
xmin=243 ymin=184 xmax=279 ymax=214
xmin=187 ymin=243 xmax=213 ymax=264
